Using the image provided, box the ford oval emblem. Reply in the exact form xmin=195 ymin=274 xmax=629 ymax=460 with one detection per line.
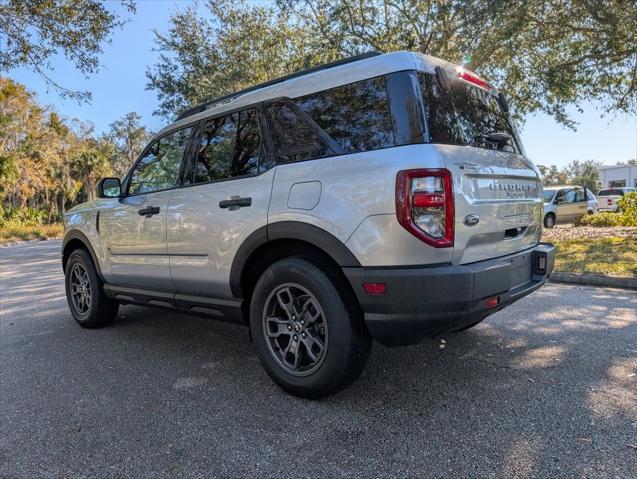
xmin=463 ymin=214 xmax=480 ymax=227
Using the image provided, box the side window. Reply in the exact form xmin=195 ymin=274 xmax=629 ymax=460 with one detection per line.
xmin=573 ymin=188 xmax=586 ymax=202
xmin=295 ymin=77 xmax=394 ymax=154
xmin=266 ymin=102 xmax=330 ymax=163
xmin=563 ymin=189 xmax=577 ymax=203
xmin=193 ymin=108 xmax=261 ymax=183
xmin=266 ymin=76 xmax=395 ymax=163
xmin=129 ymin=127 xmax=192 ymax=195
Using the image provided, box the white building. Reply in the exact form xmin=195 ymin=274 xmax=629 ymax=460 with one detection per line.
xmin=598 ymin=164 xmax=637 ymax=188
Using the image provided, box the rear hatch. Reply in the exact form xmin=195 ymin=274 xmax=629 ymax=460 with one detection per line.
xmin=418 ymin=68 xmax=542 ymax=265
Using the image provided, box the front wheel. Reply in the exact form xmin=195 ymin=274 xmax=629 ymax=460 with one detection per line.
xmin=250 ymin=257 xmax=371 ymax=399
xmin=65 ymin=249 xmax=119 ymax=328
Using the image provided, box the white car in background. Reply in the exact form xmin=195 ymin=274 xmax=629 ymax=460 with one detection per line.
xmin=597 ymin=187 xmax=637 ymax=212
xmin=542 ymin=186 xmax=593 ymax=228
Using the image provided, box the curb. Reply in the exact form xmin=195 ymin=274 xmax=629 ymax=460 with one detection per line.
xmin=550 ymin=272 xmax=637 ymax=290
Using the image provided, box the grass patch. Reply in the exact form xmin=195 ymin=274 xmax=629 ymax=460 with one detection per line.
xmin=0 ymin=222 xmax=63 ymax=244
xmin=553 ymin=236 xmax=637 ymax=277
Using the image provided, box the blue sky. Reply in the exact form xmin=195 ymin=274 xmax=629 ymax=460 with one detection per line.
xmin=6 ymin=1 xmax=636 ymax=169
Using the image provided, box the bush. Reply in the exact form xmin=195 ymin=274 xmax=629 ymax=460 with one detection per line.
xmin=0 ymin=206 xmax=47 ymax=228
xmin=579 ymin=193 xmax=637 ymax=227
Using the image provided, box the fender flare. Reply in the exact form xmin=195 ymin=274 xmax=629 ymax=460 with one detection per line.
xmin=62 ymin=230 xmax=105 ymax=281
xmin=229 ymin=221 xmax=361 ymax=298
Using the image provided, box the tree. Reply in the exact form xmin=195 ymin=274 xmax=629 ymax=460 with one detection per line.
xmin=148 ymin=0 xmax=637 ymax=126
xmin=0 ymin=0 xmax=136 ymax=101
xmin=538 ymin=164 xmax=568 ymax=186
xmin=107 ymin=112 xmax=152 ymax=177
xmin=565 ymin=159 xmax=602 ymax=193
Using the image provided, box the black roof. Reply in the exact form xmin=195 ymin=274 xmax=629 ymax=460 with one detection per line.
xmin=175 ymin=51 xmax=382 ymax=121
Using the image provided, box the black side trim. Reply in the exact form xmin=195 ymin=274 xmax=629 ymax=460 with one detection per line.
xmin=62 ymin=230 xmax=104 ymax=281
xmin=267 ymin=222 xmax=360 ymax=266
xmin=103 ymin=284 xmax=243 ymax=322
xmin=228 ymin=221 xmax=360 ymax=298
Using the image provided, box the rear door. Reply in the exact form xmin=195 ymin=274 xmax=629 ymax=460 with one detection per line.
xmin=99 ymin=127 xmax=194 ymax=291
xmin=166 ymin=107 xmax=274 ymax=300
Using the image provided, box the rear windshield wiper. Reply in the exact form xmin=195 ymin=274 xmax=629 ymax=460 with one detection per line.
xmin=474 ymin=132 xmax=513 ymax=148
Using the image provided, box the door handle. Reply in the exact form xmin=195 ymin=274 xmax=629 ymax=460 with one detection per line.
xmin=219 ymin=197 xmax=252 ymax=210
xmin=137 ymin=206 xmax=160 ymax=217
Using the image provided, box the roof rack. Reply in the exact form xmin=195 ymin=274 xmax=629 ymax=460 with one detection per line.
xmin=175 ymin=51 xmax=383 ymax=121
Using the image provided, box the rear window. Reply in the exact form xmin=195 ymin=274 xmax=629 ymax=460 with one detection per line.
xmin=418 ymin=73 xmax=518 ymax=153
xmin=598 ymin=189 xmax=623 ymax=196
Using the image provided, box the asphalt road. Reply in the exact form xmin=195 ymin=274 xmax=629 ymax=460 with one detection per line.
xmin=1 ymin=240 xmax=636 ymax=478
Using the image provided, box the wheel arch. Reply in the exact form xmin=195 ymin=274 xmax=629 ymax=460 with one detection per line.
xmin=230 ymin=222 xmax=362 ymax=315
xmin=62 ymin=230 xmax=104 ymax=280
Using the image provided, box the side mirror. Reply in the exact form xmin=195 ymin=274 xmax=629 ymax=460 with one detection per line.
xmin=97 ymin=177 xmax=122 ymax=198
xmin=554 ymin=197 xmax=564 ymax=205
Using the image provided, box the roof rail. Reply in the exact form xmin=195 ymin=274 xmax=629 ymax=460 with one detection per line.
xmin=175 ymin=51 xmax=383 ymax=121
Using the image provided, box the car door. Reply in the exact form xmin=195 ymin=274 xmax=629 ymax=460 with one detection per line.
xmin=553 ymin=189 xmax=572 ymax=223
xmin=99 ymin=126 xmax=194 ymax=291
xmin=570 ymin=187 xmax=588 ymax=221
xmin=166 ymin=107 xmax=275 ymax=300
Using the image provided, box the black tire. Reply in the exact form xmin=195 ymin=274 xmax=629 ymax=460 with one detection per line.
xmin=64 ymin=248 xmax=118 ymax=328
xmin=250 ymin=257 xmax=371 ymax=399
xmin=543 ymin=213 xmax=556 ymax=228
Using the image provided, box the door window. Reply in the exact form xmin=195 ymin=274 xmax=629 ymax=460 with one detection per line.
xmin=192 ymin=108 xmax=262 ymax=183
xmin=128 ymin=127 xmax=193 ymax=195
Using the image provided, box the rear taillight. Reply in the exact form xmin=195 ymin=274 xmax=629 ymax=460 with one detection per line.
xmin=396 ymin=169 xmax=454 ymax=248
xmin=607 ymin=199 xmax=612 ymax=205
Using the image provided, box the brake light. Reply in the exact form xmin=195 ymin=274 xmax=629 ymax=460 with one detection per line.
xmin=607 ymin=199 xmax=612 ymax=205
xmin=456 ymin=69 xmax=491 ymax=90
xmin=396 ymin=169 xmax=454 ymax=248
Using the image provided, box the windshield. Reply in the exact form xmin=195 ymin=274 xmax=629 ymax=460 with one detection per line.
xmin=418 ymin=73 xmax=519 ymax=153
xmin=543 ymin=190 xmax=556 ymax=202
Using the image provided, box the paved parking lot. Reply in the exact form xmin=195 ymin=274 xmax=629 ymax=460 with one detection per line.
xmin=1 ymin=240 xmax=636 ymax=478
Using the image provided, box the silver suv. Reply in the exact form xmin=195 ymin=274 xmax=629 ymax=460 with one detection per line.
xmin=62 ymin=51 xmax=555 ymax=398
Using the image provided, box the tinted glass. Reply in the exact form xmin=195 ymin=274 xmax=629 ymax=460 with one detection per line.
xmin=266 ymin=77 xmax=394 ymax=163
xmin=129 ymin=127 xmax=192 ymax=195
xmin=295 ymin=77 xmax=394 ymax=154
xmin=266 ymin=102 xmax=330 ymax=163
xmin=418 ymin=73 xmax=518 ymax=153
xmin=598 ymin=189 xmax=623 ymax=196
xmin=193 ymin=109 xmax=261 ymax=183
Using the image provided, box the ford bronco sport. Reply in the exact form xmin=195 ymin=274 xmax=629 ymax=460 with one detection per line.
xmin=62 ymin=51 xmax=555 ymax=398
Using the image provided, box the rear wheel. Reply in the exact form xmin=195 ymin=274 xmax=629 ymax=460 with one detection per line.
xmin=543 ymin=213 xmax=556 ymax=228
xmin=64 ymin=249 xmax=118 ymax=328
xmin=250 ymin=257 xmax=371 ymax=399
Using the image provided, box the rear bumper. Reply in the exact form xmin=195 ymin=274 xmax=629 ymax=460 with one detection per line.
xmin=343 ymin=243 xmax=555 ymax=346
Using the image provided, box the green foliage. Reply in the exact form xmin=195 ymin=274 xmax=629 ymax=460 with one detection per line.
xmin=107 ymin=112 xmax=153 ymax=177
xmin=147 ymin=0 xmax=637 ymax=125
xmin=579 ymin=194 xmax=637 ymax=227
xmin=538 ymin=159 xmax=602 ymax=193
xmin=0 ymin=75 xmax=149 ymax=221
xmin=0 ymin=0 xmax=136 ymax=101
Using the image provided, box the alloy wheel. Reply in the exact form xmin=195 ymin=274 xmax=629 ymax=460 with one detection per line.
xmin=262 ymin=283 xmax=328 ymax=376
xmin=70 ymin=263 xmax=92 ymax=314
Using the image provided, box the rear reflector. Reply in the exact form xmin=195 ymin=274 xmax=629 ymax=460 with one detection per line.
xmin=362 ymin=282 xmax=387 ymax=295
xmin=485 ymin=296 xmax=500 ymax=308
